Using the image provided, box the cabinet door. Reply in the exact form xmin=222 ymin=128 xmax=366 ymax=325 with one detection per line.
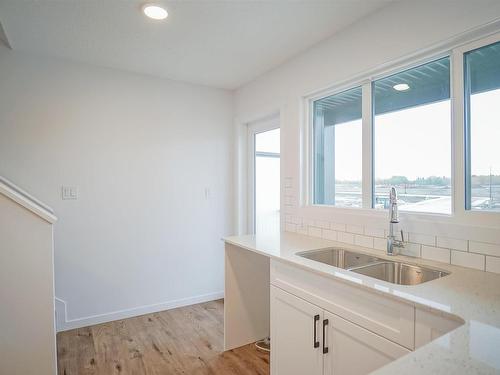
xmin=323 ymin=311 xmax=410 ymax=375
xmin=270 ymin=285 xmax=323 ymax=375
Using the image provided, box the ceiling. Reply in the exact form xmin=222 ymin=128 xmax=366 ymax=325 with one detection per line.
xmin=0 ymin=0 xmax=393 ymax=89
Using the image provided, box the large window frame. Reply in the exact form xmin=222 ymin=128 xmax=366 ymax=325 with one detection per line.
xmin=312 ymin=86 xmax=364 ymax=208
xmin=303 ymin=30 xmax=500 ymax=226
xmin=462 ymin=37 xmax=500 ymax=213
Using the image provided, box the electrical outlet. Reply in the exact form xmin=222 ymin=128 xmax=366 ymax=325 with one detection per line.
xmin=62 ymin=186 xmax=78 ymax=200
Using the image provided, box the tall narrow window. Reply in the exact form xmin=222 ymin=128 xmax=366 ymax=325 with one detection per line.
xmin=313 ymin=87 xmax=362 ymax=207
xmin=255 ymin=128 xmax=280 ymax=233
xmin=373 ymin=57 xmax=451 ymax=214
xmin=465 ymin=41 xmax=500 ymax=212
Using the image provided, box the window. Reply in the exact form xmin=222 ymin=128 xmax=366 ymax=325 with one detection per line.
xmin=313 ymin=87 xmax=362 ymax=207
xmin=465 ymin=41 xmax=500 ymax=212
xmin=373 ymin=57 xmax=452 ymax=214
xmin=308 ymin=32 xmax=500 ymax=220
xmin=254 ymin=127 xmax=280 ymax=234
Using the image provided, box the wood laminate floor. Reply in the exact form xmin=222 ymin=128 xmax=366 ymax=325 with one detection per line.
xmin=57 ymin=299 xmax=269 ymax=375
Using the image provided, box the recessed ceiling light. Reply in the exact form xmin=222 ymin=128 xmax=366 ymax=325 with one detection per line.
xmin=142 ymin=4 xmax=168 ymax=20
xmin=393 ymin=83 xmax=410 ymax=91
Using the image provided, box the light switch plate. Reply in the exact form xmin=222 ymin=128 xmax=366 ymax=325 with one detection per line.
xmin=62 ymin=186 xmax=78 ymax=200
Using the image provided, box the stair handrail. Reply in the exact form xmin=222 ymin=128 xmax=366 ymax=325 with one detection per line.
xmin=0 ymin=175 xmax=57 ymax=223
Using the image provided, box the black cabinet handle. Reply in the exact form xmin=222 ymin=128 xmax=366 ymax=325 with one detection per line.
xmin=313 ymin=314 xmax=320 ymax=348
xmin=322 ymin=319 xmax=329 ymax=354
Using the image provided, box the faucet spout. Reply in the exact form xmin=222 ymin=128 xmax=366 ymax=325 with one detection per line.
xmin=389 ymin=186 xmax=399 ymax=224
xmin=387 ymin=187 xmax=404 ymax=256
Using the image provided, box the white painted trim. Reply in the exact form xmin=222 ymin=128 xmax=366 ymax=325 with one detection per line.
xmin=454 ymin=31 xmax=500 ymax=224
xmin=0 ymin=21 xmax=12 ymax=49
xmin=247 ymin=115 xmax=280 ymax=233
xmin=361 ymin=81 xmax=373 ymax=209
xmin=300 ymin=94 xmax=312 ymax=208
xmin=54 ymin=297 xmax=68 ymax=332
xmin=300 ymin=23 xmax=500 ymax=230
xmin=55 ymin=291 xmax=224 ymax=332
xmin=50 ymin=228 xmax=57 ymax=374
xmin=233 ymin=107 xmax=283 ymax=235
xmin=451 ymin=47 xmax=465 ymax=220
xmin=247 ymin=128 xmax=256 ymax=234
xmin=303 ymin=18 xmax=500 ymax=101
xmin=0 ymin=176 xmax=57 ymax=223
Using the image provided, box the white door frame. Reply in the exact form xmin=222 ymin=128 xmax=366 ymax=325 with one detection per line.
xmin=247 ymin=115 xmax=280 ymax=234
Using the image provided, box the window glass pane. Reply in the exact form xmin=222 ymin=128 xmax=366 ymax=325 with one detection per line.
xmin=373 ymin=57 xmax=451 ymax=214
xmin=256 ymin=127 xmax=280 ymax=153
xmin=313 ymin=86 xmax=362 ymax=207
xmin=465 ymin=41 xmax=500 ymax=211
xmin=255 ymin=129 xmax=280 ymax=234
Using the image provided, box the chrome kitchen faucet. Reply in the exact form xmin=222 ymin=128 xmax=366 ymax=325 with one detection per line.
xmin=387 ymin=187 xmax=405 ymax=255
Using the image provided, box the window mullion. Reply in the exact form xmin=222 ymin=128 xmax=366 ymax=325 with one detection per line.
xmin=452 ymin=49 xmax=466 ymax=218
xmin=361 ymin=81 xmax=373 ymax=209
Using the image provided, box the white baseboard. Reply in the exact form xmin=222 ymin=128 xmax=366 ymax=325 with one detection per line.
xmin=55 ymin=291 xmax=224 ymax=332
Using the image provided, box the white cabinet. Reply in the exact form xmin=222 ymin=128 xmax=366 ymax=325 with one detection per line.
xmin=271 ymin=285 xmax=410 ymax=375
xmin=271 ymin=285 xmax=323 ymax=375
xmin=271 ymin=259 xmax=415 ymax=349
xmin=266 ymin=258 xmax=464 ymax=375
xmin=323 ymin=311 xmax=410 ymax=375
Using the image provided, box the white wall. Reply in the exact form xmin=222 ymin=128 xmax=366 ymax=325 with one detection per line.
xmin=0 ymin=193 xmax=56 ymax=374
xmin=0 ymin=46 xmax=233 ymax=329
xmin=234 ymin=0 xmax=500 ymax=271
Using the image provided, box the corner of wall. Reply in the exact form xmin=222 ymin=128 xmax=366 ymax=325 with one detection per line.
xmin=54 ymin=297 xmax=68 ymax=332
xmin=54 ymin=291 xmax=224 ymax=332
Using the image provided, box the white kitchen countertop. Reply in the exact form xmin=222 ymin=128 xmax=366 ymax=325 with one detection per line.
xmin=224 ymin=231 xmax=500 ymax=375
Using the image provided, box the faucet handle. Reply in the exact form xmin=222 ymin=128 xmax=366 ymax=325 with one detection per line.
xmin=400 ymin=229 xmax=405 ymax=243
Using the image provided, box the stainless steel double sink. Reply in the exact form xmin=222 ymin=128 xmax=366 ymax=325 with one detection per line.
xmin=297 ymin=248 xmax=449 ymax=285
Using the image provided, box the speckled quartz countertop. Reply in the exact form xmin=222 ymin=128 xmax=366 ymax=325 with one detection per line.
xmin=224 ymin=231 xmax=500 ymax=375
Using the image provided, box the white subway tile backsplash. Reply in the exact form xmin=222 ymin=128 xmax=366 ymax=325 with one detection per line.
xmin=303 ymin=219 xmax=315 ymax=226
xmin=486 ymin=256 xmax=500 ymax=274
xmin=437 ymin=236 xmax=468 ymax=251
xmin=346 ymin=224 xmax=364 ymax=235
xmin=308 ymin=226 xmax=322 ymax=238
xmin=322 ymin=229 xmax=337 ymax=241
xmin=337 ymin=231 xmax=354 ymax=244
xmin=400 ymin=243 xmax=421 ymax=258
xmin=421 ymin=246 xmax=450 ymax=264
xmin=286 ymin=214 xmax=499 ymax=273
xmin=365 ymin=227 xmax=385 ymax=238
xmin=451 ymin=251 xmax=485 ymax=271
xmin=284 ymin=177 xmax=293 ymax=188
xmin=355 ymin=235 xmax=374 ymax=249
xmin=331 ymin=223 xmax=346 ymax=232
xmin=296 ymin=225 xmax=308 ymax=235
xmin=314 ymin=220 xmax=331 ymax=229
xmin=409 ymin=233 xmax=436 ymax=247
xmin=469 ymin=241 xmax=500 ymax=257
xmin=373 ymin=237 xmax=387 ymax=251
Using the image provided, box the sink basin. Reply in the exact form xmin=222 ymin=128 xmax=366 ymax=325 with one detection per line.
xmin=351 ymin=261 xmax=449 ymax=285
xmin=297 ymin=248 xmax=450 ymax=285
xmin=297 ymin=248 xmax=381 ymax=269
